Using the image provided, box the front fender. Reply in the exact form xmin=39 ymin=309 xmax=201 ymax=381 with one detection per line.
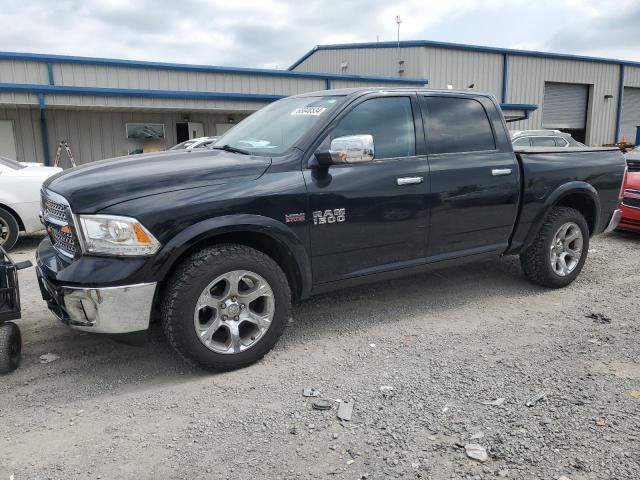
xmin=147 ymin=214 xmax=313 ymax=299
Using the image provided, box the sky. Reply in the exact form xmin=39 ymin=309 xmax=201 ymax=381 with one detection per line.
xmin=0 ymin=0 xmax=638 ymax=69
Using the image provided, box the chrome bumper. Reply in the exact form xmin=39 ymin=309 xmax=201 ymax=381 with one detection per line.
xmin=37 ymin=269 xmax=156 ymax=334
xmin=603 ymin=208 xmax=622 ymax=234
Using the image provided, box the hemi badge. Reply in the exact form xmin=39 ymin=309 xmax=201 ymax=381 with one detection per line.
xmin=285 ymin=213 xmax=306 ymax=224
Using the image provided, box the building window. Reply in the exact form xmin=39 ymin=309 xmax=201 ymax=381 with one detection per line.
xmin=126 ymin=123 xmax=166 ymax=155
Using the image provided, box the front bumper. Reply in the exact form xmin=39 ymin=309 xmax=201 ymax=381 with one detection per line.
xmin=36 ymin=267 xmax=156 ymax=334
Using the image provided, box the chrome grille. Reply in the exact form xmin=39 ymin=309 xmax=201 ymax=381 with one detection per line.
xmin=43 ymin=197 xmax=67 ymax=223
xmin=41 ymin=190 xmax=78 ymax=258
xmin=51 ymin=228 xmax=77 ymax=256
xmin=627 ymin=159 xmax=640 ymax=172
xmin=622 ymin=197 xmax=640 ymax=209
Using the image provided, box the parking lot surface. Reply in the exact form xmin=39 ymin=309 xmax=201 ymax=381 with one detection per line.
xmin=1 ymin=233 xmax=639 ymax=480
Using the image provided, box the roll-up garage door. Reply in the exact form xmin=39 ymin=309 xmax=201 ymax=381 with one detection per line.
xmin=542 ymin=82 xmax=589 ymax=129
xmin=621 ymin=87 xmax=640 ymax=143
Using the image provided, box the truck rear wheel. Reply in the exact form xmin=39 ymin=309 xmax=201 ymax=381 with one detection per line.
xmin=0 ymin=208 xmax=19 ymax=252
xmin=520 ymin=207 xmax=589 ymax=288
xmin=161 ymin=244 xmax=291 ymax=371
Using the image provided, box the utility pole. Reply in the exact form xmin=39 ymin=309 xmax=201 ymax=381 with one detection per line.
xmin=395 ymin=15 xmax=402 ymax=76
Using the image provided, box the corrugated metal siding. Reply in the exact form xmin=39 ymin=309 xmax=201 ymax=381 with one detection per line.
xmin=0 ymin=106 xmax=42 ymax=163
xmin=0 ymin=108 xmax=251 ymax=164
xmin=621 ymin=87 xmax=640 ymax=143
xmin=625 ymin=66 xmax=640 ymax=88
xmin=43 ymin=94 xmax=268 ymax=112
xmin=422 ymin=47 xmax=502 ymax=93
xmin=506 ymin=56 xmax=619 ymax=144
xmin=43 ymin=109 xmax=252 ymax=165
xmin=53 ymin=64 xmax=327 ymax=96
xmin=329 ymin=79 xmax=426 ymax=89
xmin=0 ymin=60 xmax=48 ymax=84
xmin=292 ymin=47 xmax=427 ymax=77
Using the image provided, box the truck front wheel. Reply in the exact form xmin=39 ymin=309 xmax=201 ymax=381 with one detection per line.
xmin=161 ymin=244 xmax=291 ymax=371
xmin=520 ymin=207 xmax=589 ymax=288
xmin=0 ymin=208 xmax=19 ymax=252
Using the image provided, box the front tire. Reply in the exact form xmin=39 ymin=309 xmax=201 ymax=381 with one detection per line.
xmin=0 ymin=322 xmax=22 ymax=374
xmin=161 ymin=245 xmax=291 ymax=371
xmin=520 ymin=207 xmax=589 ymax=288
xmin=0 ymin=208 xmax=19 ymax=252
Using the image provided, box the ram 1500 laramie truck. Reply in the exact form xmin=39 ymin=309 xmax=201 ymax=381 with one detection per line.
xmin=36 ymin=88 xmax=626 ymax=370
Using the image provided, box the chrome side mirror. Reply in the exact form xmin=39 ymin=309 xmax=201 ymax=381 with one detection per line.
xmin=312 ymin=134 xmax=375 ymax=168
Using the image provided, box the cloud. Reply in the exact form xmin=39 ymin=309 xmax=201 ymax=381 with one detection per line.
xmin=0 ymin=0 xmax=634 ymax=69
xmin=544 ymin=0 xmax=640 ymax=60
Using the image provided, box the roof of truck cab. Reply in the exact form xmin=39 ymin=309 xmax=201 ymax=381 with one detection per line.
xmin=292 ymin=87 xmax=494 ymax=98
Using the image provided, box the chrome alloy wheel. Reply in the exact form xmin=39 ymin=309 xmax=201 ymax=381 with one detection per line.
xmin=550 ymin=221 xmax=584 ymax=277
xmin=193 ymin=270 xmax=275 ymax=354
xmin=0 ymin=216 xmax=9 ymax=245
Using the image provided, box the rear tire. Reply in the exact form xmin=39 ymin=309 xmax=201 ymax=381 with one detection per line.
xmin=0 ymin=322 xmax=22 ymax=374
xmin=0 ymin=208 xmax=19 ymax=252
xmin=161 ymin=244 xmax=291 ymax=371
xmin=520 ymin=207 xmax=589 ymax=288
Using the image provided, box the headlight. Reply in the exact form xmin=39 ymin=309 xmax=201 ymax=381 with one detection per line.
xmin=77 ymin=215 xmax=160 ymax=256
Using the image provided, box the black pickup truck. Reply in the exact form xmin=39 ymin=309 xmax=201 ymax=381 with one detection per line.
xmin=36 ymin=88 xmax=626 ymax=370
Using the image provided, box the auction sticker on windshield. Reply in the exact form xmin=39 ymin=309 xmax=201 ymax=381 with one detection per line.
xmin=290 ymin=107 xmax=326 ymax=116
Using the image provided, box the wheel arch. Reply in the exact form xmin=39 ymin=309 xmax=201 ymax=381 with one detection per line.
xmin=0 ymin=203 xmax=25 ymax=231
xmin=153 ymin=215 xmax=312 ymax=302
xmin=521 ymin=182 xmax=600 ymax=252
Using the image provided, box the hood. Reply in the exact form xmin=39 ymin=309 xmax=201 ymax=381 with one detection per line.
xmin=12 ymin=165 xmax=62 ymax=178
xmin=45 ymin=149 xmax=271 ymax=213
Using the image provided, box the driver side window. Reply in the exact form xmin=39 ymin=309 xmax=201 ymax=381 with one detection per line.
xmin=329 ymin=97 xmax=416 ymax=159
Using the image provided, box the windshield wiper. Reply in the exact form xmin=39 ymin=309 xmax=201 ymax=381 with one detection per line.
xmin=212 ymin=144 xmax=250 ymax=155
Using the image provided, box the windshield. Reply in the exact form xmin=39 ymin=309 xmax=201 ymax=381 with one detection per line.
xmin=213 ymin=95 xmax=344 ymax=156
xmin=0 ymin=156 xmax=25 ymax=170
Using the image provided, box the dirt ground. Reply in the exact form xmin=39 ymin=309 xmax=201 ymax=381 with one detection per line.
xmin=1 ymin=232 xmax=639 ymax=480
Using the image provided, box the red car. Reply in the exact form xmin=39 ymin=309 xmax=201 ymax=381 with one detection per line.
xmin=619 ymin=147 xmax=640 ymax=232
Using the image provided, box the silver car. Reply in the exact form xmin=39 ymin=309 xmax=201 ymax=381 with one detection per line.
xmin=511 ymin=130 xmax=585 ymax=148
xmin=170 ymin=136 xmax=219 ymax=151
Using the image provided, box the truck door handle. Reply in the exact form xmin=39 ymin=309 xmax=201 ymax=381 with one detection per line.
xmin=396 ymin=176 xmax=424 ymax=186
xmin=491 ymin=168 xmax=513 ymax=176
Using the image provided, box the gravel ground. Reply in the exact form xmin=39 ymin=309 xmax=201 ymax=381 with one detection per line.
xmin=1 ymin=232 xmax=639 ymax=480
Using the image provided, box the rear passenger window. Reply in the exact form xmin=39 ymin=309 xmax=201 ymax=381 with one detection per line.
xmin=423 ymin=97 xmax=496 ymax=154
xmin=531 ymin=137 xmax=557 ymax=147
xmin=330 ymin=97 xmax=416 ymax=159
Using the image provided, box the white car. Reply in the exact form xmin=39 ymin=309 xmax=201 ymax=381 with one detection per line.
xmin=169 ymin=136 xmax=219 ymax=151
xmin=0 ymin=156 xmax=62 ymax=251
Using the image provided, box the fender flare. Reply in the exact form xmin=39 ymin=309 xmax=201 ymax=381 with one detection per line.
xmin=522 ymin=181 xmax=600 ymax=251
xmin=149 ymin=214 xmax=313 ymax=300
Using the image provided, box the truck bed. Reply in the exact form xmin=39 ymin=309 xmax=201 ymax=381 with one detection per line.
xmin=508 ymin=147 xmax=626 ymax=253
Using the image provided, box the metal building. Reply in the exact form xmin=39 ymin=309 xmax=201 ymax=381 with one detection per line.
xmin=0 ymin=52 xmax=427 ymax=165
xmin=289 ymin=40 xmax=640 ymax=146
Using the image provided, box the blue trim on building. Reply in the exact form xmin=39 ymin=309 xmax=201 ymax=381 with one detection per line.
xmin=37 ymin=93 xmax=51 ymax=166
xmin=46 ymin=63 xmax=54 ymax=85
xmin=615 ymin=64 xmax=625 ymax=143
xmin=0 ymin=83 xmax=288 ymax=102
xmin=499 ymin=103 xmax=537 ymax=112
xmin=501 ymin=54 xmax=508 ymax=104
xmin=0 ymin=83 xmax=537 ymax=110
xmin=289 ymin=40 xmax=640 ymax=71
xmin=0 ymin=51 xmax=427 ymax=85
